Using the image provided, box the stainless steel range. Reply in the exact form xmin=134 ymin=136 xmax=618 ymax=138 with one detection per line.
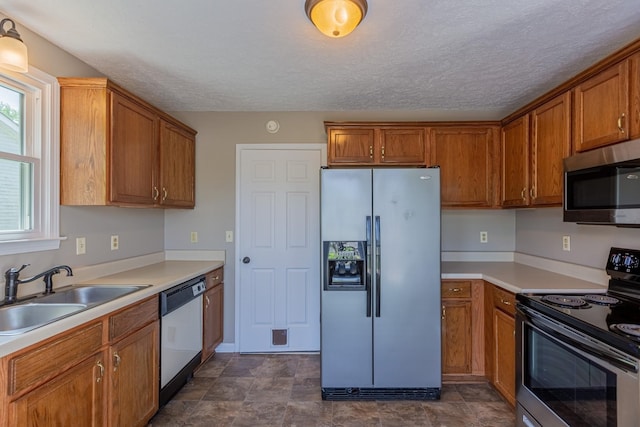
xmin=516 ymin=247 xmax=640 ymax=427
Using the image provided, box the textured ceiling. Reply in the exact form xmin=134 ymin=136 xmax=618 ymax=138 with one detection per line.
xmin=1 ymin=0 xmax=640 ymax=118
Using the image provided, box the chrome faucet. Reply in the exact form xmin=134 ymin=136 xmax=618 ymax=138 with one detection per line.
xmin=3 ymin=264 xmax=74 ymax=304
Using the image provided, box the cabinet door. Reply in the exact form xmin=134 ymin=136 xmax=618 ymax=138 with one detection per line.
xmin=493 ymin=308 xmax=516 ymax=406
xmin=573 ymin=61 xmax=629 ymax=152
xmin=203 ymin=284 xmax=224 ymax=362
xmin=441 ymin=300 xmax=472 ymax=374
xmin=109 ymin=321 xmax=159 ymax=427
xmin=530 ymin=92 xmax=571 ymax=206
xmin=630 ymin=52 xmax=640 ymax=139
xmin=428 ymin=126 xmax=498 ymax=207
xmin=110 ymin=92 xmax=159 ymax=205
xmin=501 ymin=116 xmax=530 ymax=207
xmin=159 ymin=120 xmax=196 ymax=208
xmin=9 ymin=352 xmax=106 ymax=427
xmin=379 ymin=128 xmax=426 ymax=165
xmin=327 ymin=128 xmax=375 ymax=165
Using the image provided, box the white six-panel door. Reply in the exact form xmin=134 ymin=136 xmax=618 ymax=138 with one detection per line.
xmin=237 ymin=145 xmax=323 ymax=352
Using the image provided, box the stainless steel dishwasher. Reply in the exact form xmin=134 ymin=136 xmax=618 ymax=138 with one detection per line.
xmin=159 ymin=275 xmax=206 ymax=407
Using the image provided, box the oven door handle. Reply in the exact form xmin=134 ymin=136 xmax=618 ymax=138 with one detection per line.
xmin=519 ymin=305 xmax=639 ymax=374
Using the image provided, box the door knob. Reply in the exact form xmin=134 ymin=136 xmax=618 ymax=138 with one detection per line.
xmin=242 ymin=257 xmax=251 ymax=264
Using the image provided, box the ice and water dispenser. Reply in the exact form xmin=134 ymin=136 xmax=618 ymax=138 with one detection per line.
xmin=323 ymin=241 xmax=366 ymax=290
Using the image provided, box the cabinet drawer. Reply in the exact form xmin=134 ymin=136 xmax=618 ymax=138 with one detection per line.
xmin=441 ymin=281 xmax=471 ymax=299
xmin=8 ymin=321 xmax=103 ymax=396
xmin=493 ymin=287 xmax=516 ymax=316
xmin=206 ymin=268 xmax=224 ymax=290
xmin=109 ymin=296 xmax=158 ymax=342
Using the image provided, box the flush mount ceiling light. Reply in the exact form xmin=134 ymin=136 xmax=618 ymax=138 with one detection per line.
xmin=305 ymin=0 xmax=368 ymax=38
xmin=0 ymin=18 xmax=28 ymax=73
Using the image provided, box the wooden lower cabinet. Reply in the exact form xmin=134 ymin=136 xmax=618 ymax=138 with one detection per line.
xmin=487 ymin=285 xmax=517 ymax=406
xmin=8 ymin=352 xmax=106 ymax=426
xmin=1 ymin=296 xmax=159 ymax=427
xmin=109 ymin=321 xmax=159 ymax=427
xmin=202 ymin=268 xmax=224 ymax=363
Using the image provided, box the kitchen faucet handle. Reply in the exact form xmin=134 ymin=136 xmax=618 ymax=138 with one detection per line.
xmin=8 ymin=264 xmax=29 ymax=273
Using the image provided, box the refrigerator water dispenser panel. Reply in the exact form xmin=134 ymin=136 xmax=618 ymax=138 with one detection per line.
xmin=324 ymin=241 xmax=366 ymax=290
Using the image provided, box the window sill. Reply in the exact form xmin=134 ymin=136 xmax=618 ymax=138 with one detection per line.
xmin=0 ymin=237 xmax=66 ymax=256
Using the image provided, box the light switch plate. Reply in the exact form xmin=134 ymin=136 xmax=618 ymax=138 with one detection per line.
xmin=76 ymin=237 xmax=86 ymax=255
xmin=225 ymin=231 xmax=233 ymax=243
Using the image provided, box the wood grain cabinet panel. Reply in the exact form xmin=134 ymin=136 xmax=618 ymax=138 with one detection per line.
xmin=378 ymin=128 xmax=426 ymax=165
xmin=202 ymin=268 xmax=224 ymax=363
xmin=59 ymin=77 xmax=197 ymax=208
xmin=573 ymin=61 xmax=629 ymax=152
xmin=530 ymin=92 xmax=571 ymax=206
xmin=108 ymin=321 xmax=159 ymax=427
xmin=327 ymin=127 xmax=376 ymax=165
xmin=501 ymin=116 xmax=530 ymax=207
xmin=630 ymin=51 xmax=640 ymax=139
xmin=8 ymin=352 xmax=106 ymax=427
xmin=489 ymin=285 xmax=516 ymax=406
xmin=428 ymin=126 xmax=499 ymax=207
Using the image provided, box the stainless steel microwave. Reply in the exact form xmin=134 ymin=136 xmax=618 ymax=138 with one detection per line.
xmin=564 ymin=139 xmax=640 ymax=226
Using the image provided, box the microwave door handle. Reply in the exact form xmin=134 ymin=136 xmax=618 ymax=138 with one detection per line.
xmin=365 ymin=216 xmax=372 ymax=318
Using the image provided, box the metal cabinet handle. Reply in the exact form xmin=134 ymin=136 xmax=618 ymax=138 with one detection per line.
xmin=381 ymin=146 xmax=385 ymax=160
xmin=113 ymin=352 xmax=121 ymax=371
xmin=520 ymin=188 xmax=526 ymax=201
xmin=530 ymin=187 xmax=536 ymax=200
xmin=442 ymin=305 xmax=446 ymax=320
xmin=162 ymin=187 xmax=168 ymax=201
xmin=153 ymin=186 xmax=159 ymax=201
xmin=213 ymin=276 xmax=220 ymax=281
xmin=618 ymin=114 xmax=626 ymax=133
xmin=369 ymin=145 xmax=373 ymax=159
xmin=96 ymin=361 xmax=104 ymax=382
xmin=448 ymin=287 xmax=461 ymax=293
xmin=205 ymin=295 xmax=210 ymax=308
xmin=501 ymin=299 xmax=512 ymax=306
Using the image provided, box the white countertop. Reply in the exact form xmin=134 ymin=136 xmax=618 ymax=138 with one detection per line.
xmin=442 ymin=261 xmax=607 ymax=294
xmin=0 ymin=260 xmax=223 ymax=357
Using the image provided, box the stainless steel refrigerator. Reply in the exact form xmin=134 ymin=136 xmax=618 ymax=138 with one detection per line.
xmin=320 ymin=167 xmax=441 ymax=400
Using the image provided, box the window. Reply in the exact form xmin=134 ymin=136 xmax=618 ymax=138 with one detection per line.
xmin=0 ymin=66 xmax=60 ymax=255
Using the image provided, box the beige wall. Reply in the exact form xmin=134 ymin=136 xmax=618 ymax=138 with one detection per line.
xmin=0 ymin=15 xmax=165 ymax=298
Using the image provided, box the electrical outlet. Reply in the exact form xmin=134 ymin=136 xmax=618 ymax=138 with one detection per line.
xmin=225 ymin=230 xmax=234 ymax=243
xmin=111 ymin=235 xmax=119 ymax=251
xmin=562 ymin=235 xmax=571 ymax=251
xmin=76 ymin=237 xmax=86 ymax=255
xmin=190 ymin=231 xmax=198 ymax=243
xmin=480 ymin=231 xmax=488 ymax=243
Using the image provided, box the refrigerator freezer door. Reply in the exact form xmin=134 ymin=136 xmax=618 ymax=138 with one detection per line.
xmin=321 ymin=169 xmax=374 ymax=387
xmin=372 ymin=168 xmax=441 ymax=388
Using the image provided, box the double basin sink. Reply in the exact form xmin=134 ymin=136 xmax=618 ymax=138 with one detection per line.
xmin=0 ymin=285 xmax=147 ymax=335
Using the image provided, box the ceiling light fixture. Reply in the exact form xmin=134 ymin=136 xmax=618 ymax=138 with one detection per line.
xmin=305 ymin=0 xmax=368 ymax=38
xmin=0 ymin=18 xmax=28 ymax=73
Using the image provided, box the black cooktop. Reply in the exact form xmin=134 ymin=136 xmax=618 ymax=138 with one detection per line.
xmin=516 ymin=247 xmax=640 ymax=358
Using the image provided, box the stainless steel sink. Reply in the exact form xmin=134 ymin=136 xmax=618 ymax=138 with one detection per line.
xmin=0 ymin=303 xmax=87 ymax=335
xmin=37 ymin=285 xmax=145 ymax=305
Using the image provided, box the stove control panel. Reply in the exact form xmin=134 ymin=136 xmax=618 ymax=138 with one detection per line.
xmin=608 ymin=247 xmax=640 ymax=274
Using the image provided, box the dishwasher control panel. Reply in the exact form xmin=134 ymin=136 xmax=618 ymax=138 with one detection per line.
xmin=192 ymin=281 xmax=206 ymax=296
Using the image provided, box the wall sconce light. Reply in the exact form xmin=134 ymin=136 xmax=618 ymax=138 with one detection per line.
xmin=305 ymin=0 xmax=368 ymax=38
xmin=0 ymin=18 xmax=28 ymax=73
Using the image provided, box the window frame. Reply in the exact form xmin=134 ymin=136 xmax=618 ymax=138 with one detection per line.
xmin=0 ymin=66 xmax=61 ymax=255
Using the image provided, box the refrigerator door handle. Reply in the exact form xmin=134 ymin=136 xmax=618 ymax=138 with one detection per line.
xmin=366 ymin=216 xmax=372 ymax=318
xmin=375 ymin=215 xmax=381 ymax=317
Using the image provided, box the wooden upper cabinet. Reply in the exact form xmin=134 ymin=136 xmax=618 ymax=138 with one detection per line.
xmin=630 ymin=51 xmax=640 ymax=139
xmin=378 ymin=128 xmax=426 ymax=165
xmin=501 ymin=116 xmax=530 ymax=207
xmin=428 ymin=126 xmax=499 ymax=208
xmin=159 ymin=120 xmax=196 ymax=208
xmin=59 ymin=78 xmax=197 ymax=208
xmin=326 ymin=123 xmax=426 ymax=166
xmin=530 ymin=92 xmax=571 ymax=206
xmin=110 ymin=92 xmax=158 ymax=205
xmin=573 ymin=60 xmax=629 ymax=152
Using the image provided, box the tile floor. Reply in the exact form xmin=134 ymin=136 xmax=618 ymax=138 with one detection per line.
xmin=149 ymin=353 xmax=515 ymax=426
